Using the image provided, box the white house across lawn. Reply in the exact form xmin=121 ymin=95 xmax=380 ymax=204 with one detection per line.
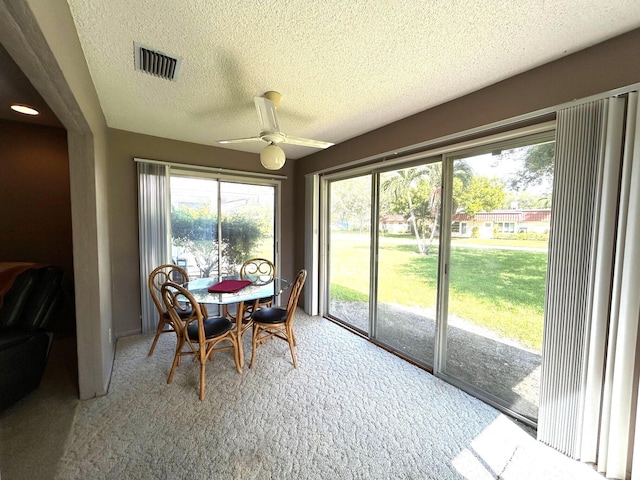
xmin=451 ymin=209 xmax=551 ymax=239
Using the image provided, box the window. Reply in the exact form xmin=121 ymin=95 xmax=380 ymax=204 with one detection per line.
xmin=496 ymin=222 xmax=516 ymax=233
xmin=170 ymin=175 xmax=276 ymax=278
xmin=138 ymin=160 xmax=280 ymax=334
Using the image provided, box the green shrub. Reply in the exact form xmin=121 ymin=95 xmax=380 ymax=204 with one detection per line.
xmin=171 ymin=206 xmax=262 ymax=275
xmin=494 ymin=232 xmax=549 ymax=241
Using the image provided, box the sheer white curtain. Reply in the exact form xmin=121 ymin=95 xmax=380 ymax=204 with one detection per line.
xmin=539 ymin=92 xmax=640 ymax=480
xmin=137 ymin=160 xmax=170 ymax=334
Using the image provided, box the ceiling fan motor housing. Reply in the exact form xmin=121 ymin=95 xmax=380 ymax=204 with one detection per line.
xmin=261 ymin=131 xmax=285 ymax=144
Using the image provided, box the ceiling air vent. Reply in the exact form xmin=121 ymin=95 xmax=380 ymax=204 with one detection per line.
xmin=134 ymin=42 xmax=181 ymax=81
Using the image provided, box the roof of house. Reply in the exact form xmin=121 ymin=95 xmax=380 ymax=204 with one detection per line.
xmin=452 ymin=209 xmax=551 ymax=223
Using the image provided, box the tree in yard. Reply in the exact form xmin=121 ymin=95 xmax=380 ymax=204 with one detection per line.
xmin=456 ymin=176 xmax=506 ymax=217
xmin=330 ymin=176 xmax=371 ymax=232
xmin=171 ymin=206 xmax=261 ymax=277
xmin=381 ymin=163 xmax=464 ymax=255
xmin=382 ymin=166 xmax=434 ymax=254
xmin=222 ymin=214 xmax=262 ymax=270
xmin=503 ymin=190 xmax=546 ymax=209
xmin=507 ymin=142 xmax=555 ymax=192
xmin=451 ymin=161 xmax=474 ymax=213
xmin=381 ymin=161 xmax=474 ymax=255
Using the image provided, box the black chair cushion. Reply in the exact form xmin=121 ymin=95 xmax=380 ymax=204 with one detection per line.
xmin=251 ymin=307 xmax=287 ymax=324
xmin=187 ymin=317 xmax=233 ymax=341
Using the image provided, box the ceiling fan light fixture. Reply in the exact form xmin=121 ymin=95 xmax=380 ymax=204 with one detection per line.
xmin=260 ymin=144 xmax=286 ymax=170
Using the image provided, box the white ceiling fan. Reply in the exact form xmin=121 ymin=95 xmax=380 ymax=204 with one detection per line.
xmin=216 ymin=91 xmax=334 ymax=170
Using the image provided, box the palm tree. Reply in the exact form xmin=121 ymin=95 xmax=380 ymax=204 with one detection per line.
xmin=382 ymin=167 xmax=424 ymax=252
xmin=381 ymin=165 xmax=438 ymax=254
xmin=381 ymin=161 xmax=474 ymax=255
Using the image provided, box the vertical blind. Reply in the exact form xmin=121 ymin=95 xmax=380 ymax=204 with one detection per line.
xmin=538 ymin=99 xmax=605 ymax=457
xmin=137 ymin=161 xmax=170 ymax=334
xmin=538 ymin=92 xmax=640 ymax=480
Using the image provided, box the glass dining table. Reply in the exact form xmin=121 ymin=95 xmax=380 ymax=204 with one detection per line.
xmin=184 ymin=275 xmax=290 ymax=367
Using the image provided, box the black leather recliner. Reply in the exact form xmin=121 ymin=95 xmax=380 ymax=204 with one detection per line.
xmin=0 ymin=265 xmax=65 ymax=412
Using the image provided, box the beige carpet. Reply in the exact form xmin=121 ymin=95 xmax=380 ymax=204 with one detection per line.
xmin=49 ymin=311 xmax=602 ymax=479
xmin=0 ymin=336 xmax=79 ymax=480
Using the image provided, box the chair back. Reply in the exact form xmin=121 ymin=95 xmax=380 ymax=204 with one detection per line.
xmin=148 ymin=264 xmax=189 ymax=316
xmin=160 ymin=281 xmax=204 ymax=350
xmin=285 ymin=269 xmax=307 ymax=322
xmin=240 ymin=258 xmax=275 ymax=285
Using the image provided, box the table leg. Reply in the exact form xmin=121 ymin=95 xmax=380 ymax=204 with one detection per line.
xmin=236 ymin=301 xmax=245 ymax=368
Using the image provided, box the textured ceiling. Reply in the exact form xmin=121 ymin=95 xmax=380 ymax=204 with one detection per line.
xmin=63 ymin=0 xmax=640 ymax=159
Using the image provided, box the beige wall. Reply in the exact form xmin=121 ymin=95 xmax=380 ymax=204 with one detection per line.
xmin=2 ymin=0 xmax=114 ymax=399
xmin=293 ymin=28 xmax=640 ymax=271
xmin=106 ymin=128 xmax=297 ymax=336
xmin=0 ymin=119 xmax=75 ymax=332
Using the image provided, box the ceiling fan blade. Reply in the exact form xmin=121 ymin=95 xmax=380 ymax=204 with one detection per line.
xmin=282 ymin=135 xmax=335 ymax=149
xmin=254 ymin=96 xmax=280 ymax=132
xmin=216 ymin=136 xmax=263 ymax=144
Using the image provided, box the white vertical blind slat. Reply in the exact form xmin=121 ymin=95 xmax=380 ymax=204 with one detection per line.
xmin=607 ymin=92 xmax=640 ymax=480
xmin=580 ymin=98 xmax=625 ymax=462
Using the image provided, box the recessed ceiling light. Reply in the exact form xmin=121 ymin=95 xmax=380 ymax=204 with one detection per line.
xmin=10 ymin=104 xmax=39 ymax=116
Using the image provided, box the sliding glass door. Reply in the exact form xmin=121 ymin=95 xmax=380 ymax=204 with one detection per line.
xmin=325 ymin=161 xmax=441 ymax=365
xmin=441 ymin=142 xmax=553 ymax=422
xmin=170 ymin=174 xmax=276 ymax=279
xmin=322 ymin=133 xmax=554 ymax=424
xmin=326 ymin=175 xmax=372 ymax=333
xmin=375 ymin=163 xmax=441 ymax=366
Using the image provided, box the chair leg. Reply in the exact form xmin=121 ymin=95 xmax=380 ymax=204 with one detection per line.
xmin=232 ymin=334 xmax=242 ymax=374
xmin=199 ymin=360 xmax=206 ymax=400
xmin=287 ymin=329 xmax=297 ymax=368
xmin=249 ymin=323 xmax=260 ymax=369
xmin=148 ymin=318 xmax=169 ymax=356
xmin=167 ymin=337 xmax=184 ymax=384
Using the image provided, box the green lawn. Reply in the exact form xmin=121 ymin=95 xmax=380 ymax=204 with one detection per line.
xmin=452 ymin=237 xmax=548 ymax=249
xmin=330 ymin=232 xmax=546 ymax=351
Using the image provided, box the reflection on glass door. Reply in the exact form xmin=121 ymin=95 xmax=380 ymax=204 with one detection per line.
xmin=376 ymin=163 xmax=441 ymax=366
xmin=170 ymin=175 xmax=276 ymax=279
xmin=327 ymin=175 xmax=371 ymax=333
xmin=442 ymin=141 xmax=554 ymax=422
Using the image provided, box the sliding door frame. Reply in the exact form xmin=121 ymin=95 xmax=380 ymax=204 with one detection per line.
xmin=170 ymin=167 xmax=282 ymax=279
xmin=435 ymin=131 xmax=556 ymax=426
xmin=316 ymin=123 xmax=556 ymax=427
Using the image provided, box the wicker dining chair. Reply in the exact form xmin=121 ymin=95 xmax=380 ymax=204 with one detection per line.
xmin=161 ymin=281 xmax=241 ymax=400
xmin=147 ymin=264 xmax=191 ymax=356
xmin=223 ymin=257 xmax=276 ymax=321
xmin=249 ymin=269 xmax=307 ymax=368
xmin=241 ymin=257 xmax=276 ymax=312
